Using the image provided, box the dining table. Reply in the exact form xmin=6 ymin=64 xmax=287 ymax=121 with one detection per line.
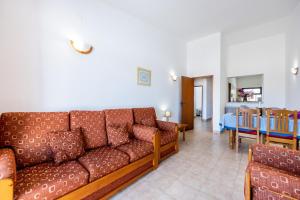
xmin=221 ymin=113 xmax=300 ymax=148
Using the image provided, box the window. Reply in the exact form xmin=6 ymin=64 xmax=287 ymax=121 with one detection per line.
xmin=239 ymin=87 xmax=262 ymax=102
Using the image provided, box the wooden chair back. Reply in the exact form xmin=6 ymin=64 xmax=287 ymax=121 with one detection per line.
xmin=235 ymin=108 xmax=260 ymax=152
xmin=266 ymin=109 xmax=298 ymax=149
xmin=236 ymin=108 xmax=260 ymax=133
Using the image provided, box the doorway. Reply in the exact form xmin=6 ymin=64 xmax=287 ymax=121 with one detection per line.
xmin=181 ymin=76 xmax=213 ymax=130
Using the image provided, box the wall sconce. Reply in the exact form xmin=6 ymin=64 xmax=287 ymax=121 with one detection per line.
xmin=170 ymin=72 xmax=178 ymax=81
xmin=291 ymin=67 xmax=299 ymax=75
xmin=164 ymin=111 xmax=171 ymax=122
xmin=70 ymin=40 xmax=93 ymax=54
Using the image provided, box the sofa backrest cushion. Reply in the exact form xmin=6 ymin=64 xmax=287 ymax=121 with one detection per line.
xmin=70 ymin=111 xmax=107 ymax=149
xmin=133 ymin=107 xmax=157 ymax=127
xmin=0 ymin=112 xmax=69 ymax=169
xmin=105 ymin=109 xmax=134 ymax=136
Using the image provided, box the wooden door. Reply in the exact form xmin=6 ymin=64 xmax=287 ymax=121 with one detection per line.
xmin=181 ymin=76 xmax=194 ymax=130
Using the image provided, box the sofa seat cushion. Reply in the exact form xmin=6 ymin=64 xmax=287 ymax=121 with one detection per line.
xmin=15 ymin=161 xmax=89 ymax=200
xmin=248 ymin=161 xmax=300 ymax=199
xmin=117 ymin=139 xmax=153 ymax=162
xmin=160 ymin=131 xmax=177 ymax=146
xmin=78 ymin=147 xmax=130 ymax=182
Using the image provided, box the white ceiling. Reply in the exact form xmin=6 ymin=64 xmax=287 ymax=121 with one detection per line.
xmin=103 ymin=0 xmax=300 ymax=41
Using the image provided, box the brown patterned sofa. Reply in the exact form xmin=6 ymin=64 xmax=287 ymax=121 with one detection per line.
xmin=0 ymin=108 xmax=161 ymax=200
xmin=245 ymin=144 xmax=300 ymax=200
xmin=132 ymin=107 xmax=179 ymax=161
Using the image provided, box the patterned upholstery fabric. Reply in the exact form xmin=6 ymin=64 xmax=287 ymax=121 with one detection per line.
xmin=157 ymin=120 xmax=177 ymax=132
xmin=160 ymin=130 xmax=177 ymax=146
xmin=0 ymin=148 xmax=16 ymax=182
xmin=248 ymin=161 xmax=300 ymax=199
xmin=133 ymin=107 xmax=157 ymax=127
xmin=106 ymin=126 xmax=130 ymax=147
xmin=141 ymin=117 xmax=156 ymax=127
xmin=253 ymin=187 xmax=291 ymax=200
xmin=48 ymin=129 xmax=85 ymax=164
xmin=251 ymin=144 xmax=300 ymax=175
xmin=105 ymin=109 xmax=134 ymax=135
xmin=15 ymin=161 xmax=89 ymax=200
xmin=70 ymin=111 xmax=107 ymax=149
xmin=78 ymin=146 xmax=130 ymax=182
xmin=133 ymin=124 xmax=158 ymax=143
xmin=0 ymin=112 xmax=69 ymax=169
xmin=117 ymin=139 xmax=153 ymax=162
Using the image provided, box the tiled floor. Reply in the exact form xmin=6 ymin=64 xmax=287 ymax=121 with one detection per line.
xmin=111 ymin=119 xmax=252 ymax=200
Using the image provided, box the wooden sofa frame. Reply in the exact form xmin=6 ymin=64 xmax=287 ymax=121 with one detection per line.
xmin=1 ymin=133 xmax=161 ymax=200
xmin=159 ymin=126 xmax=179 ymax=162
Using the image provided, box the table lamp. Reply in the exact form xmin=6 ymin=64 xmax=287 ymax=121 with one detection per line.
xmin=165 ymin=111 xmax=171 ymax=121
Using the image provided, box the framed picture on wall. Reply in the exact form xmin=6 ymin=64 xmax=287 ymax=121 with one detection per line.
xmin=137 ymin=67 xmax=151 ymax=86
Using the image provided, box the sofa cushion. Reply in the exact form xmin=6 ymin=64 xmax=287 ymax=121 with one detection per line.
xmin=133 ymin=124 xmax=158 ymax=143
xmin=141 ymin=117 xmax=156 ymax=127
xmin=251 ymin=144 xmax=300 ymax=175
xmin=70 ymin=111 xmax=107 ymax=149
xmin=160 ymin=130 xmax=177 ymax=146
xmin=0 ymin=112 xmax=69 ymax=169
xmin=133 ymin=107 xmax=157 ymax=127
xmin=48 ymin=129 xmax=85 ymax=164
xmin=252 ymin=187 xmax=289 ymax=200
xmin=78 ymin=146 xmax=130 ymax=182
xmin=15 ymin=161 xmax=89 ymax=200
xmin=117 ymin=139 xmax=153 ymax=162
xmin=248 ymin=161 xmax=300 ymax=199
xmin=105 ymin=109 xmax=134 ymax=135
xmin=107 ymin=126 xmax=130 ymax=148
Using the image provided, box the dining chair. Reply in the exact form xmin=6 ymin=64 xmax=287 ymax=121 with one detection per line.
xmin=235 ymin=108 xmax=260 ymax=152
xmin=266 ymin=109 xmax=298 ymax=150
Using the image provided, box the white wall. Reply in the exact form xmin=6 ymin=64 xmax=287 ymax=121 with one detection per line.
xmin=223 ymin=19 xmax=287 ymax=108
xmin=0 ymin=0 xmax=185 ymax=121
xmin=187 ymin=33 xmax=222 ymax=131
xmin=286 ymin=4 xmax=300 ymax=110
xmin=236 ymin=75 xmax=263 ymax=89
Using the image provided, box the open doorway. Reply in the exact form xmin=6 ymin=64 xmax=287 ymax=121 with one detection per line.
xmin=181 ymin=76 xmax=213 ymax=130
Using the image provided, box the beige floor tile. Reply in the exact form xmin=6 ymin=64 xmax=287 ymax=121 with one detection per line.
xmin=111 ymin=119 xmax=248 ymax=200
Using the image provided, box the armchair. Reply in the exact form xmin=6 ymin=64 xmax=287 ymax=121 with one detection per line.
xmin=245 ymin=144 xmax=300 ymax=200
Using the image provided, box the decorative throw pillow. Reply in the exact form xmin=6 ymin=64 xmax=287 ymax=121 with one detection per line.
xmin=140 ymin=117 xmax=156 ymax=127
xmin=107 ymin=126 xmax=130 ymax=147
xmin=48 ymin=129 xmax=85 ymax=165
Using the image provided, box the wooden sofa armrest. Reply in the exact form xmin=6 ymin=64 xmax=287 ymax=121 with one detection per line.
xmin=0 ymin=179 xmax=13 ymax=200
xmin=0 ymin=148 xmax=16 ymax=200
xmin=152 ymin=131 xmax=160 ymax=169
